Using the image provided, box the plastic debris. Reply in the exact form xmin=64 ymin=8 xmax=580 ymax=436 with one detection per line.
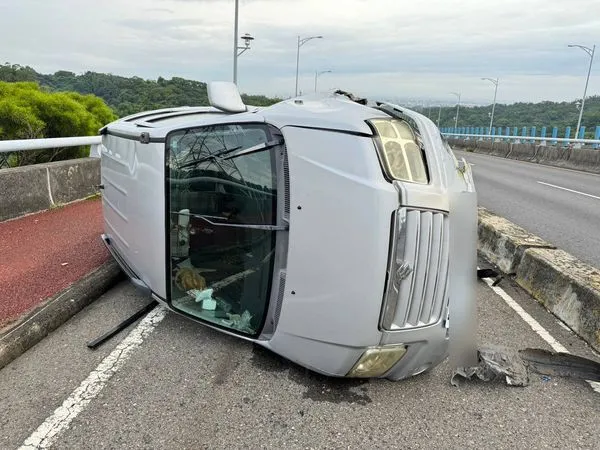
xmin=451 ymin=345 xmax=600 ymax=387
xmin=227 ymin=310 xmax=253 ymax=333
xmin=188 ymin=288 xmax=216 ymax=311
xmin=451 ymin=345 xmax=529 ymax=387
xmin=519 ymin=348 xmax=600 ymax=381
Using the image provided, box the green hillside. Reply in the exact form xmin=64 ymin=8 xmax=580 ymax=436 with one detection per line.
xmin=420 ymin=97 xmax=600 ymax=137
xmin=0 ymin=63 xmax=281 ymax=118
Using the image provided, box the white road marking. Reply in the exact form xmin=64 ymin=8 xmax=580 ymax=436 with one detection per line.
xmin=480 ymin=274 xmax=600 ymax=394
xmin=537 ymin=181 xmax=600 ymax=201
xmin=19 ymin=305 xmax=167 ymax=449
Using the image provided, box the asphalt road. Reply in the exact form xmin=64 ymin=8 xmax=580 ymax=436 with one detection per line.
xmin=455 ymin=150 xmax=600 ymax=269
xmin=2 ymin=263 xmax=599 ymax=450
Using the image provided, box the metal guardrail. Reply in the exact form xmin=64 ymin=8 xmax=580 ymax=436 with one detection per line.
xmin=0 ymin=136 xmax=101 ymax=154
xmin=0 ymin=136 xmax=102 ymax=168
xmin=442 ymin=132 xmax=600 ymax=148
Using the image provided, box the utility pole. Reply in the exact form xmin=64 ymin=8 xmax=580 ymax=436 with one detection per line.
xmin=569 ymin=44 xmax=596 ymax=141
xmin=232 ymin=0 xmax=254 ymax=84
xmin=233 ymin=0 xmax=239 ymax=84
xmin=295 ymin=35 xmax=323 ymax=96
xmin=314 ymin=70 xmax=332 ymax=92
xmin=482 ymin=77 xmax=499 ymax=132
xmin=451 ymin=92 xmax=461 ymax=130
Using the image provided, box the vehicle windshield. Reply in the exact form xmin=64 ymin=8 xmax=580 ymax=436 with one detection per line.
xmin=165 ymin=123 xmax=279 ymax=336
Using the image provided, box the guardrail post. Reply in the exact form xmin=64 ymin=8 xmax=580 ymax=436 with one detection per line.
xmin=530 ymin=126 xmax=536 ymax=144
xmin=89 ymin=143 xmax=101 ymax=158
xmin=521 ymin=126 xmax=527 ymax=145
xmin=564 ymin=127 xmax=571 ymax=147
xmin=594 ymin=126 xmax=600 ymax=149
xmin=505 ymin=127 xmax=510 ymax=142
xmin=491 ymin=127 xmax=496 ymax=143
xmin=540 ymin=127 xmax=547 ymax=146
xmin=578 ymin=126 xmax=586 ymax=140
xmin=551 ymin=127 xmax=558 ymax=145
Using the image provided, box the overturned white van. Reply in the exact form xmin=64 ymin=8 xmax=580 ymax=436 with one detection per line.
xmin=98 ymin=82 xmax=477 ymax=381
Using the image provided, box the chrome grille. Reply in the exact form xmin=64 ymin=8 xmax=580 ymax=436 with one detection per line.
xmin=382 ymin=208 xmax=449 ymax=330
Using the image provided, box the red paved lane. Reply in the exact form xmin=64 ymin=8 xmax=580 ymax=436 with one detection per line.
xmin=0 ymin=198 xmax=109 ymax=328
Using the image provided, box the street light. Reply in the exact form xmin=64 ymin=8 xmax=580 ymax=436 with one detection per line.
xmin=232 ymin=0 xmax=254 ymax=84
xmin=450 ymin=92 xmax=461 ymax=130
xmin=314 ymin=70 xmax=332 ymax=92
xmin=481 ymin=77 xmax=499 ymax=133
xmin=568 ymin=43 xmax=596 ymax=141
xmin=295 ymin=35 xmax=323 ymax=96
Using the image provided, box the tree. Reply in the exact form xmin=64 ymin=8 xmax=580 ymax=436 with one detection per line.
xmin=0 ymin=81 xmax=117 ymax=166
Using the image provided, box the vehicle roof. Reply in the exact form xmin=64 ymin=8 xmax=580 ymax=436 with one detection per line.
xmin=101 ymin=92 xmax=394 ymax=138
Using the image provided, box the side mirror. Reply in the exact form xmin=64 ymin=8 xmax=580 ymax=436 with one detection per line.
xmin=207 ymin=81 xmax=247 ymax=114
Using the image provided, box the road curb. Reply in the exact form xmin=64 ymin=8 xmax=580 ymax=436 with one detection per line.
xmin=0 ymin=259 xmax=124 ymax=371
xmin=478 ymin=207 xmax=600 ymax=353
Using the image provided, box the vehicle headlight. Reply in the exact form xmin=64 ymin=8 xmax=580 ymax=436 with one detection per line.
xmin=346 ymin=345 xmax=408 ymax=378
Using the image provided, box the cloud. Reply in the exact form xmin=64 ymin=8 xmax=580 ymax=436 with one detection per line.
xmin=1 ymin=0 xmax=598 ymax=103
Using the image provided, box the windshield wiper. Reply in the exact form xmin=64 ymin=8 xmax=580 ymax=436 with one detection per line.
xmin=178 ymin=139 xmax=283 ymax=170
xmin=178 ymin=145 xmax=243 ymax=170
xmin=222 ymin=139 xmax=284 ymax=161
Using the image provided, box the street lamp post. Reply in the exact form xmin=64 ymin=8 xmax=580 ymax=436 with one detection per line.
xmin=481 ymin=77 xmax=499 ymax=133
xmin=295 ymin=35 xmax=323 ymax=96
xmin=568 ymin=43 xmax=596 ymax=141
xmin=450 ymin=92 xmax=461 ymax=130
xmin=314 ymin=70 xmax=332 ymax=92
xmin=232 ymin=0 xmax=254 ymax=84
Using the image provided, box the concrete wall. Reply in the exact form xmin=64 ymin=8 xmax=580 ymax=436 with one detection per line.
xmin=449 ymin=138 xmax=600 ymax=175
xmin=0 ymin=158 xmax=100 ymax=222
xmin=478 ymin=206 xmax=600 ymax=353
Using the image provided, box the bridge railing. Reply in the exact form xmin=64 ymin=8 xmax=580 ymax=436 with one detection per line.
xmin=442 ymin=132 xmax=600 ymax=148
xmin=441 ymin=125 xmax=600 ymax=149
xmin=0 ymin=136 xmax=101 ymax=168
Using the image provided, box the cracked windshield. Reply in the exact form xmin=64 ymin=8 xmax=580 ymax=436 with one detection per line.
xmin=167 ymin=124 xmax=278 ymax=335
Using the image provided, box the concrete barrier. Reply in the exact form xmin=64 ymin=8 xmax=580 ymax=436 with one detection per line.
xmin=450 ymin=138 xmax=600 ymax=175
xmin=478 ymin=206 xmax=600 ymax=353
xmin=477 ymin=207 xmax=555 ymax=274
xmin=0 ymin=158 xmax=100 ymax=222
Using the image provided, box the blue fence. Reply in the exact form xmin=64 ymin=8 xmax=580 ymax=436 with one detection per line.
xmin=440 ymin=125 xmax=600 ymax=149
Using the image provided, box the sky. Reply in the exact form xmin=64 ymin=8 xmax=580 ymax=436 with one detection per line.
xmin=1 ymin=0 xmax=599 ymax=105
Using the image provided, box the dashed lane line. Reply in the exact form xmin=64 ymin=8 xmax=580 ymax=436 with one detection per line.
xmin=537 ymin=181 xmax=600 ymax=201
